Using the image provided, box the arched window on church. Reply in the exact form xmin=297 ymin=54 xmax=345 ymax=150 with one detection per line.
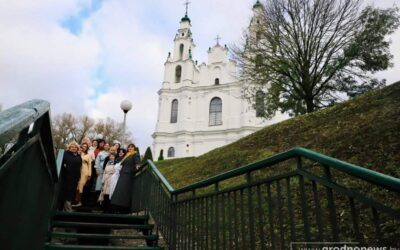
xmin=256 ymin=90 xmax=265 ymax=117
xmin=215 ymin=78 xmax=220 ymax=85
xmin=170 ymin=99 xmax=178 ymax=123
xmin=209 ymin=97 xmax=222 ymax=126
xmin=167 ymin=147 xmax=175 ymax=158
xmin=175 ymin=65 xmax=182 ymax=83
xmin=179 ymin=44 xmax=184 ymax=60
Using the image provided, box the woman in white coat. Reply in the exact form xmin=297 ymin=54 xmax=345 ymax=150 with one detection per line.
xmin=98 ymin=150 xmax=117 ymax=213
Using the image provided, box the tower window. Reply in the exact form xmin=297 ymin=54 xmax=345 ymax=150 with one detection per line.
xmin=209 ymin=97 xmax=222 ymax=126
xmin=171 ymin=99 xmax=178 ymax=123
xmin=214 ymin=66 xmax=221 ymax=85
xmin=167 ymin=147 xmax=175 ymax=158
xmin=175 ymin=65 xmax=182 ymax=83
xmin=179 ymin=44 xmax=184 ymax=60
xmin=256 ymin=90 xmax=265 ymax=117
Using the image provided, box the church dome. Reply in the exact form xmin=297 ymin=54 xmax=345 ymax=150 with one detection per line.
xmin=181 ymin=14 xmax=191 ymax=23
xmin=253 ymin=0 xmax=263 ymax=9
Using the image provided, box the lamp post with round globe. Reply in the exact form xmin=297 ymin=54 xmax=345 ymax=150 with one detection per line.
xmin=120 ymin=100 xmax=132 ymax=147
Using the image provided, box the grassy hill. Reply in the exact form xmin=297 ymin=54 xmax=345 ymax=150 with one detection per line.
xmin=155 ymin=82 xmax=400 ymax=189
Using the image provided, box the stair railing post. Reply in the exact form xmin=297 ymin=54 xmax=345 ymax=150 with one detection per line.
xmin=192 ymin=188 xmax=196 ymax=249
xmin=214 ymin=182 xmax=219 ymax=249
xmin=297 ymin=156 xmax=311 ymax=241
xmin=246 ymin=172 xmax=256 ymax=250
xmin=171 ymin=193 xmax=178 ymax=250
xmin=323 ymin=165 xmax=339 ymax=241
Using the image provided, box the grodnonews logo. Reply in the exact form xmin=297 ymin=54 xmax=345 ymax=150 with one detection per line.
xmin=290 ymin=242 xmax=400 ymax=250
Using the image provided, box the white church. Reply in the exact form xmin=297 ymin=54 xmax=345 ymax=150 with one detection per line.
xmin=152 ymin=1 xmax=285 ymax=159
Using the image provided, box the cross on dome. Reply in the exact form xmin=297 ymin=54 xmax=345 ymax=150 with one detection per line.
xmin=184 ymin=0 xmax=191 ymax=16
xmin=181 ymin=0 xmax=191 ymax=23
xmin=215 ymin=35 xmax=222 ymax=45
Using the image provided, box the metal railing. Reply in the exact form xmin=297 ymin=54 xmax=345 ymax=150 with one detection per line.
xmin=0 ymin=100 xmax=58 ymax=250
xmin=132 ymin=147 xmax=400 ymax=249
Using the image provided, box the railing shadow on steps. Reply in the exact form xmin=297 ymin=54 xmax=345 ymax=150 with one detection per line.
xmin=132 ymin=148 xmax=400 ymax=250
xmin=0 ymin=99 xmax=58 ymax=250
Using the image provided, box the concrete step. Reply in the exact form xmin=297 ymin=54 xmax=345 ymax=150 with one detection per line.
xmin=52 ymin=221 xmax=154 ymax=230
xmin=45 ymin=243 xmax=163 ymax=250
xmin=52 ymin=212 xmax=149 ymax=225
xmin=49 ymin=232 xmax=158 ymax=241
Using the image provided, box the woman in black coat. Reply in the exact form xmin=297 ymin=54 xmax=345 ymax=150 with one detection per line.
xmin=110 ymin=143 xmax=140 ymax=213
xmin=59 ymin=141 xmax=82 ymax=211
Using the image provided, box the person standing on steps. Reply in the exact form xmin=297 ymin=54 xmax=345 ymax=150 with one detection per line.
xmin=113 ymin=141 xmax=121 ymax=152
xmin=80 ymin=138 xmax=97 ymax=205
xmin=82 ymin=137 xmax=95 ymax=162
xmin=91 ymin=139 xmax=103 ymax=192
xmin=110 ymin=143 xmax=140 ymax=214
xmin=94 ymin=142 xmax=110 ymax=200
xmin=108 ymin=148 xmax=126 ymax=207
xmin=98 ymin=150 xmax=117 ymax=213
xmin=58 ymin=141 xmax=82 ymax=212
xmin=74 ymin=142 xmax=91 ymax=207
xmin=101 ymin=147 xmax=117 ymax=172
xmin=94 ymin=139 xmax=104 ymax=159
xmin=116 ymin=148 xmax=126 ymax=163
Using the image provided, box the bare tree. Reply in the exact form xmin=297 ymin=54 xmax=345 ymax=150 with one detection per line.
xmin=233 ymin=0 xmax=399 ymax=117
xmin=93 ymin=118 xmax=133 ymax=144
xmin=76 ymin=115 xmax=95 ymax=143
xmin=52 ymin=114 xmax=134 ymax=150
xmin=52 ymin=113 xmax=77 ymax=150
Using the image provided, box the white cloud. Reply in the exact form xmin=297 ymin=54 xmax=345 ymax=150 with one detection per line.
xmin=0 ymin=0 xmax=99 ymax=114
xmin=374 ymin=29 xmax=400 ymax=84
xmin=85 ymin=86 xmax=158 ymax=148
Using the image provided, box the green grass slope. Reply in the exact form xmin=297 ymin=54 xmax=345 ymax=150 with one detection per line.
xmin=156 ymin=82 xmax=400 ymax=189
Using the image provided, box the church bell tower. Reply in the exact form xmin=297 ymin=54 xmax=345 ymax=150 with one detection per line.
xmin=163 ymin=1 xmax=196 ymax=87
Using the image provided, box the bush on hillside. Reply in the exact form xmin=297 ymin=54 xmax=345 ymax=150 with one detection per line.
xmin=158 ymin=149 xmax=164 ymax=161
xmin=142 ymin=147 xmax=153 ymax=163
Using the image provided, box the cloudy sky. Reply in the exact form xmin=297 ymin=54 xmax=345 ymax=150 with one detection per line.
xmin=0 ymin=0 xmax=399 ymax=151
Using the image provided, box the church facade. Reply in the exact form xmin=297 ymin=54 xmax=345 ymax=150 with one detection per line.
xmin=152 ymin=2 xmax=285 ymax=159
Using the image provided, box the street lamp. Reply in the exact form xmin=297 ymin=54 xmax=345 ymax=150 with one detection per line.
xmin=120 ymin=100 xmax=132 ymax=147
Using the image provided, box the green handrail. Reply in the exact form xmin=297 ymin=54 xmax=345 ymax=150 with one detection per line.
xmin=142 ymin=147 xmax=400 ymax=249
xmin=170 ymin=148 xmax=295 ymax=195
xmin=0 ymin=99 xmax=50 ymax=145
xmin=294 ymin=147 xmax=400 ymax=192
xmin=148 ymin=147 xmax=400 ymax=195
xmin=0 ymin=99 xmax=57 ymax=250
xmin=147 ymin=160 xmax=175 ymax=192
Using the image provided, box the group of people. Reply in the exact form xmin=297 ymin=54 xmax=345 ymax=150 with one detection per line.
xmin=58 ymin=137 xmax=141 ymax=214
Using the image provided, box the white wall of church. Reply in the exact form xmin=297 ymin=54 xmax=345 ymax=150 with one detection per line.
xmin=153 ymin=79 xmax=285 ymax=158
xmin=156 ymin=83 xmax=259 ymax=130
xmin=153 ymin=126 xmax=262 ymax=159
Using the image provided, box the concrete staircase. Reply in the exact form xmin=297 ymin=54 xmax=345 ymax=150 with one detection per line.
xmin=46 ymin=211 xmax=163 ymax=250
